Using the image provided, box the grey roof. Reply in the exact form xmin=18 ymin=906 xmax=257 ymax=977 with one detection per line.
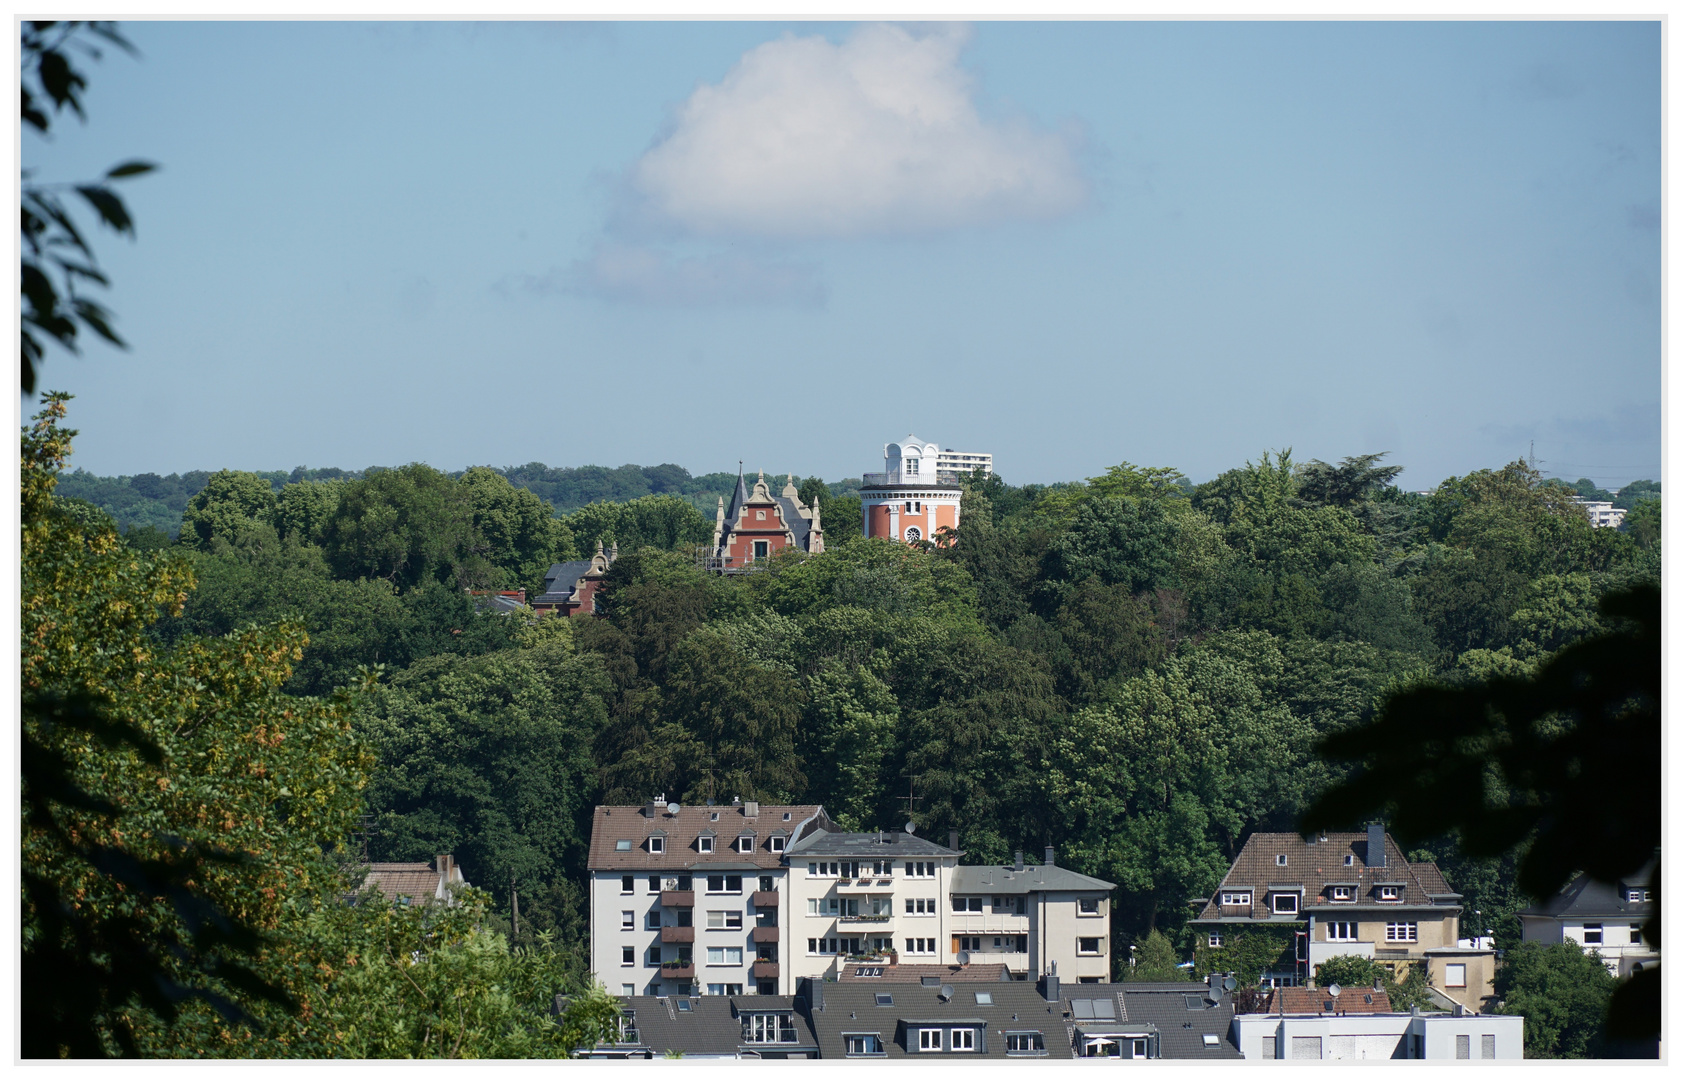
xmin=1519 ymin=864 xmax=1657 ymax=921
xmin=721 ymin=467 xmax=749 ymax=534
xmin=786 ymin=828 xmax=958 ymax=859
xmin=1063 ymin=983 xmax=1242 ymax=1059
xmin=952 ymin=863 xmax=1115 ymax=894
xmin=535 ymin=560 xmax=591 ymax=603
xmin=602 ymin=995 xmax=819 ymax=1058
xmin=774 ymin=493 xmax=812 ymax=550
xmin=801 ymin=980 xmax=1074 ymax=1059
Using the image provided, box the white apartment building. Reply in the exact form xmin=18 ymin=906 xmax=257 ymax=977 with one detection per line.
xmin=1519 ymin=867 xmax=1657 ymax=977
xmin=1570 ymin=497 xmax=1627 ymax=529
xmin=935 ymin=448 xmax=993 ymax=484
xmin=588 ymin=800 xmax=1115 ymax=998
xmin=1230 ymin=1010 xmax=1524 ymax=1060
xmin=785 ymin=829 xmax=1114 ymax=985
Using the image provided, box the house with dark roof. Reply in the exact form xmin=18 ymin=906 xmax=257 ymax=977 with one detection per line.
xmin=1061 ymin=976 xmax=1243 ymax=1059
xmin=1190 ymin=824 xmax=1464 ymax=990
xmin=571 ymin=993 xmax=821 ymax=1059
xmin=796 ymin=974 xmax=1074 ymax=1058
xmin=531 ymin=539 xmax=616 ymax=616
xmin=1519 ymin=863 xmax=1658 ymax=978
xmin=708 ymin=468 xmax=823 ymax=570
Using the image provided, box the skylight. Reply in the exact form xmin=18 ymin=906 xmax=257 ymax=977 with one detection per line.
xmin=874 ymin=994 xmax=894 ymax=1006
xmin=677 ymin=999 xmax=692 ymax=1012
xmin=975 ymin=992 xmax=993 ymax=1005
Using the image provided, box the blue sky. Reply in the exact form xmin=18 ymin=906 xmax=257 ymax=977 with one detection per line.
xmin=24 ymin=20 xmax=1660 ymax=490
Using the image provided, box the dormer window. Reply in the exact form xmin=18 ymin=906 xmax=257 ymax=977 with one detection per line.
xmin=769 ymin=836 xmax=786 ymax=853
xmin=1272 ymin=893 xmax=1299 ymax=914
xmin=698 ymin=836 xmax=715 ymax=854
xmin=1378 ymin=886 xmax=1401 ymax=903
xmin=1219 ymin=891 xmax=1252 ymax=907
xmin=1330 ymin=886 xmax=1354 ymax=902
xmin=1344 ymin=856 xmax=1355 ymax=866
xmin=1626 ymin=887 xmax=1651 ymax=903
xmin=649 ymin=836 xmax=665 ymax=854
xmin=737 ymin=834 xmax=756 ymax=854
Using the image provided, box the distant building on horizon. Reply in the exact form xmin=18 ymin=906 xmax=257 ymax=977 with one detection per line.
xmin=935 ymin=448 xmax=993 ymax=484
xmin=860 ymin=435 xmax=965 ymax=545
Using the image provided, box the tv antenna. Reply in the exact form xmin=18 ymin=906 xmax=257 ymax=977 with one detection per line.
xmin=899 ymin=774 xmax=921 ymax=820
xmin=351 ymin=811 xmax=378 ymax=862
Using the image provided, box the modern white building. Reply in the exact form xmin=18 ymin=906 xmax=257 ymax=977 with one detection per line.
xmin=1230 ymin=1007 xmax=1524 ymax=1060
xmin=1570 ymin=497 xmax=1628 ymax=528
xmin=934 ymin=448 xmax=994 ymax=484
xmin=1519 ymin=867 xmax=1657 ymax=977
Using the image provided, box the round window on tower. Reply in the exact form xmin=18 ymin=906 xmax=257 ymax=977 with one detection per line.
xmin=905 ymin=527 xmax=922 ymax=542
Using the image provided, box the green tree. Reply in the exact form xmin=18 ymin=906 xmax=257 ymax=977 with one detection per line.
xmin=804 ymin=660 xmax=899 ymax=830
xmin=320 ymin=464 xmax=477 ymax=588
xmin=1127 ymin=929 xmax=1189 ymax=981
xmin=459 ymin=466 xmax=577 ymax=595
xmin=272 ymin=478 xmax=345 ymax=545
xmin=1313 ymin=954 xmax=1432 ymax=1012
xmin=1494 ymin=942 xmax=1618 ymax=1059
xmin=1044 ymin=495 xmax=1180 ymax=597
xmin=178 ymin=469 xmax=278 ymax=549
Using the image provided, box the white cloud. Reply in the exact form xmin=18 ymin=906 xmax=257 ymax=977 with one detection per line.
xmin=627 ymin=23 xmax=1087 ymax=239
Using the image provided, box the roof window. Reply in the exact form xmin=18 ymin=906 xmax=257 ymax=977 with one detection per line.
xmin=874 ymin=993 xmax=894 ymax=1006
xmin=1276 ymin=854 xmax=1288 ymax=866
xmin=615 ymin=839 xmax=632 ymax=851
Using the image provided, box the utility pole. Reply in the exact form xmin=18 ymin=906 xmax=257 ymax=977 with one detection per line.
xmin=511 ymin=875 xmax=520 ymax=939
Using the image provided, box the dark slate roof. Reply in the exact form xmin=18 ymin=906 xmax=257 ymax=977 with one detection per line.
xmin=952 ymin=863 xmax=1115 ymax=894
xmin=801 ymin=980 xmax=1073 ymax=1059
xmin=838 ymin=961 xmax=1012 ymax=983
xmin=1519 ymin=864 xmax=1658 ymax=920
xmin=722 ymin=468 xmax=749 ymax=533
xmin=774 ymin=493 xmax=812 ymax=550
xmin=535 ymin=560 xmax=591 ymax=603
xmin=603 ymin=995 xmax=819 ymax=1058
xmin=1083 ymin=984 xmax=1243 ymax=1059
xmin=787 ymin=828 xmax=958 ymax=859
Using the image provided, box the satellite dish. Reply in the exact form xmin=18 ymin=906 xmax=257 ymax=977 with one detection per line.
xmin=957 ymin=951 xmax=970 ymax=966
xmin=1327 ymin=983 xmax=1342 ymax=998
xmin=1223 ymin=976 xmax=1238 ymax=993
xmin=905 ymin=822 xmax=917 ymax=834
xmin=667 ymin=803 xmax=682 ymax=815
xmin=939 ymin=985 xmax=955 ymax=1001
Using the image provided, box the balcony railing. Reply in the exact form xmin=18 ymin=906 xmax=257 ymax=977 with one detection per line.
xmin=751 ymin=926 xmax=780 ymax=943
xmin=861 ymin=471 xmax=960 ymax=488
xmin=661 ymin=926 xmax=694 ymax=943
xmin=837 ymin=878 xmax=894 ymax=892
xmin=839 ymin=914 xmax=893 ymax=924
xmin=751 ymin=961 xmax=781 ymax=980
xmin=660 ymin=890 xmax=695 ymax=907
xmin=752 ymin=890 xmax=779 ymax=908
xmin=660 ymin=961 xmax=696 ymax=978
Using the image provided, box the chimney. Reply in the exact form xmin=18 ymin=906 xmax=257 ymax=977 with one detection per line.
xmin=744 ymin=801 xmax=759 ymax=819
xmin=1014 ymin=851 xmax=1024 ymax=872
xmin=1040 ymin=972 xmax=1061 ymax=1003
xmin=437 ymin=854 xmax=451 ymax=877
xmin=949 ymin=830 xmax=960 ymax=853
xmin=1045 ymin=846 xmax=1056 ymax=868
xmin=802 ymin=977 xmax=823 ymax=1013
xmin=1367 ymin=823 xmax=1387 ymax=869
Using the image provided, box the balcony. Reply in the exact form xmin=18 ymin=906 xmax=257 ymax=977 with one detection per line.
xmin=751 ymin=926 xmax=780 ymax=943
xmin=751 ymin=961 xmax=780 ymax=980
xmin=752 ymin=891 xmax=779 ymax=908
xmin=660 ymin=890 xmax=694 ymax=908
xmin=661 ymin=926 xmax=695 ymax=944
xmin=839 ymin=914 xmax=893 ymax=924
xmin=862 ymin=472 xmax=960 ymax=489
xmin=837 ymin=878 xmax=893 ymax=894
xmin=660 ymin=961 xmax=696 ymax=979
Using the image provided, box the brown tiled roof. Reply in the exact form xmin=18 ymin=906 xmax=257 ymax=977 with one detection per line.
xmin=1193 ymin=831 xmax=1457 ymax=921
xmin=1257 ymin=986 xmax=1393 ymax=1015
xmin=588 ymin=803 xmax=826 ymax=871
xmin=838 ymin=962 xmax=1010 ymax=983
xmin=362 ymin=858 xmax=467 ymax=904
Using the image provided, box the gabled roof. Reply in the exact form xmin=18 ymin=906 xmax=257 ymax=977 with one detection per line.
xmin=589 ymin=804 xmax=827 ymax=871
xmin=1192 ymin=831 xmax=1457 ymax=922
xmin=1255 ymin=986 xmax=1394 ymax=1016
xmin=801 ymin=981 xmax=1073 ymax=1059
xmin=1519 ymin=864 xmax=1657 ymax=921
xmin=602 ymin=995 xmax=819 ymax=1058
xmin=952 ymin=863 xmax=1115 ymax=894
xmin=535 ymin=559 xmax=591 ymax=603
xmin=1078 ymin=984 xmax=1242 ymax=1059
xmin=360 ymin=858 xmax=468 ymax=905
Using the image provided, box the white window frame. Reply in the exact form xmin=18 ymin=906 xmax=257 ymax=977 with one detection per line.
xmin=1276 ymin=854 xmax=1288 ymax=866
xmin=1078 ymin=897 xmax=1101 ymax=916
xmin=621 ymin=946 xmax=635 ymax=966
xmin=951 ymin=1028 xmax=976 ymax=1052
xmin=621 ymin=911 xmax=634 ymax=930
xmin=737 ymin=835 xmax=755 ymax=853
xmin=705 ymin=946 xmax=743 ymax=966
xmin=1326 ymin=922 xmax=1357 ymax=942
xmin=1385 ymin=922 xmax=1418 ymax=943
xmin=1077 ymin=937 xmax=1102 ymax=956
xmin=769 ymin=836 xmax=785 ymax=853
xmin=1378 ymin=885 xmax=1401 ymax=902
xmin=648 ymin=836 xmax=665 ymax=854
xmin=697 ymin=836 xmax=714 ymax=854
xmin=919 ymin=1028 xmax=942 ymax=1051
xmin=1207 ymin=931 xmax=1223 ymax=948
xmin=845 ymin=1033 xmax=885 ymax=1057
xmin=1006 ymin=1031 xmax=1046 ymax=1055
xmin=1582 ymin=923 xmax=1603 ymax=945
xmin=706 ymin=909 xmax=743 ymax=930
xmin=1445 ymin=963 xmax=1467 ymax=988
xmin=620 ymin=875 xmax=634 ymax=894
xmin=1272 ymin=893 xmax=1299 ymax=914
xmin=1220 ymin=891 xmax=1251 ymax=906
xmin=1330 ymin=886 xmax=1354 ymax=902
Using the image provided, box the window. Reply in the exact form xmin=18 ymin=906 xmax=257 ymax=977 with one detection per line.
xmin=620 ymin=875 xmax=634 ymax=894
xmin=974 ymin=992 xmax=992 ymax=1005
xmin=951 ymin=1028 xmax=976 ymax=1051
xmin=621 ymin=911 xmax=634 ymax=930
xmin=744 ymin=1014 xmax=798 ymax=1044
xmin=758 ymin=876 xmax=772 ymax=892
xmin=706 ymin=910 xmax=743 ymax=930
xmin=648 ymin=876 xmax=661 ymax=893
xmin=647 ymin=947 xmax=663 ymax=967
xmin=959 ymin=936 xmax=982 ymax=952
xmin=1631 ymin=923 xmax=1644 ymax=945
xmin=1456 ymin=1034 xmax=1471 ymax=1060
xmin=845 ymin=1033 xmax=885 ymax=1056
xmin=952 ymin=896 xmax=983 ymax=912
xmin=919 ymin=1029 xmax=943 ymax=1051
xmin=622 ymin=983 xmax=635 ymax=996
xmin=615 ymin=839 xmax=632 ymax=851
xmin=1583 ymin=923 xmax=1603 ymax=945
xmin=1007 ymin=1031 xmax=1046 ymax=1055
xmin=697 ymin=836 xmax=713 ymax=854
xmin=1132 ymin=1038 xmax=1148 ymax=1058
xmin=1219 ymin=891 xmax=1251 ymax=906
xmin=808 ymin=937 xmax=840 ymax=955
xmin=1446 ymin=963 xmax=1467 ymax=988
xmin=904 ymin=527 xmax=922 ymax=542
xmin=646 ymin=911 xmax=661 ymax=929
xmin=706 ymin=982 xmax=743 ymax=996
xmin=1626 ymin=887 xmax=1651 ymax=902
xmin=753 ymin=540 xmax=769 ymax=560
xmin=905 ymin=459 xmax=919 ymax=476
xmin=1385 ymin=922 xmax=1418 ymax=942
xmin=905 ymin=861 xmax=934 ymax=878
xmin=1481 ymin=1034 xmax=1496 ymax=1059
xmin=1272 ymin=893 xmax=1298 ymax=914
xmin=874 ymin=993 xmax=894 ymax=1006
xmin=904 ymin=897 xmax=933 ymax=915
xmin=1078 ymin=897 xmax=1101 ymax=915
xmin=1077 ymin=937 xmax=1102 ymax=955
xmin=621 ymin=946 xmax=634 ymax=966
xmin=710 ymin=812 xmax=719 ymax=821
xmin=769 ymin=836 xmax=785 ymax=853
xmin=1378 ymin=885 xmax=1400 ymax=902
xmin=705 ymin=946 xmax=743 ymax=966
xmin=1275 ymin=854 xmax=1288 ymax=866
xmin=1207 ymin=931 xmax=1223 ymax=948
xmin=737 ymin=835 xmax=755 ymax=853
xmin=706 ymin=874 xmax=742 ymax=894
xmin=1326 ymin=922 xmax=1357 ymax=942
xmin=1330 ymin=886 xmax=1354 ymax=902
xmin=645 ymin=835 xmax=663 ymax=854
xmin=904 ymin=938 xmax=936 ymax=955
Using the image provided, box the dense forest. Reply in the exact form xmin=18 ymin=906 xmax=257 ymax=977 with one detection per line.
xmin=57 ymin=445 xmax=1661 ymax=965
